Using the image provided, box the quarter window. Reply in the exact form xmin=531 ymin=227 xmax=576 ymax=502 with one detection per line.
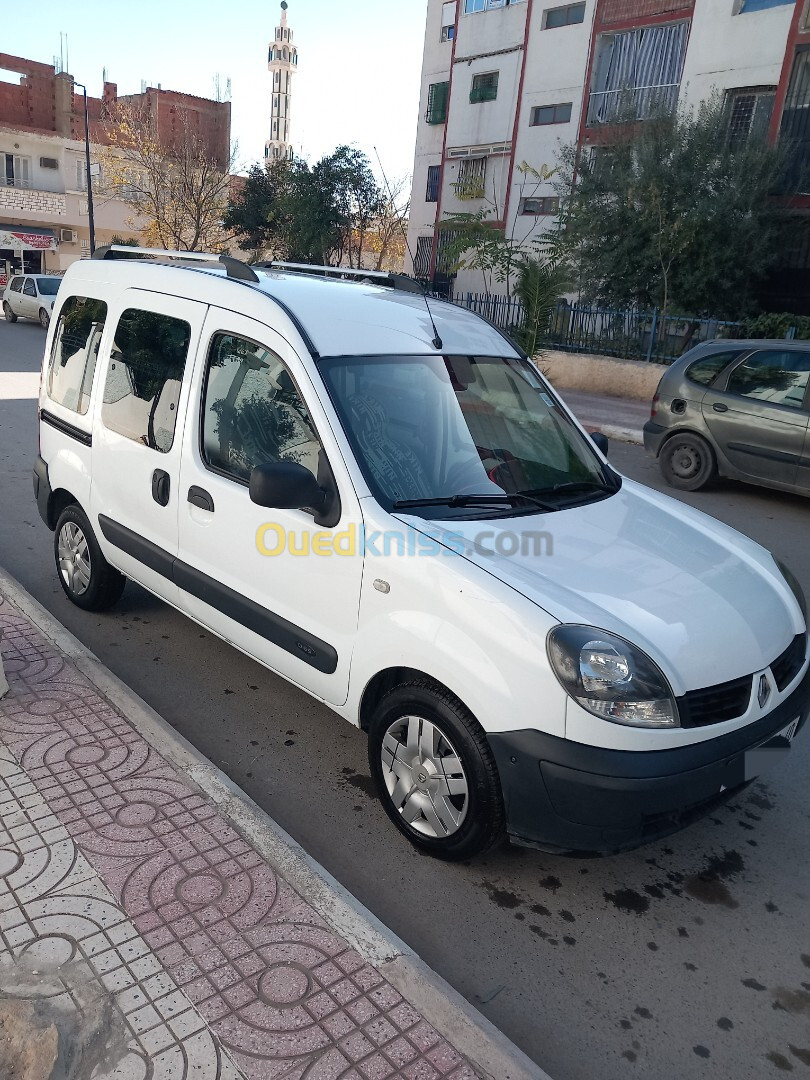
xmin=101 ymin=309 xmax=191 ymax=452
xmin=725 ymin=350 xmax=810 ymax=409
xmin=685 ymin=351 xmax=742 ymax=387
xmin=201 ymin=333 xmax=323 ymax=483
xmin=47 ymin=296 xmax=108 ymax=415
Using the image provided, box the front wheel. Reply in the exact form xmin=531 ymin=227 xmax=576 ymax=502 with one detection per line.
xmin=39 ymin=307 xmax=50 ymax=329
xmin=659 ymin=432 xmax=716 ymax=491
xmin=54 ymin=505 xmax=126 ymax=611
xmin=368 ymin=680 xmax=505 ymax=861
xmin=3 ymin=302 xmax=16 ymax=323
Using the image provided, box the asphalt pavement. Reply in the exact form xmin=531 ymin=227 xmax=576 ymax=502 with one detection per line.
xmin=2 ymin=319 xmax=809 ymax=1080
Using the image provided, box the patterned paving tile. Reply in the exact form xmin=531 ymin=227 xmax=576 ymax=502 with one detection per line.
xmin=0 ymin=594 xmax=479 ymax=1079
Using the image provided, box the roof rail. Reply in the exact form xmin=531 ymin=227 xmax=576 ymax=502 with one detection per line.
xmin=92 ymin=245 xmax=260 ymax=283
xmin=258 ymin=261 xmax=423 ymax=294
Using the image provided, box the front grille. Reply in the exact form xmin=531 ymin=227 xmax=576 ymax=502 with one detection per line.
xmin=678 ymin=675 xmax=753 ymax=728
xmin=771 ymin=633 xmax=807 ymax=692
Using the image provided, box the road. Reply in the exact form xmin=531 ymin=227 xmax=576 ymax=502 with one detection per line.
xmin=2 ymin=320 xmax=809 ymax=1080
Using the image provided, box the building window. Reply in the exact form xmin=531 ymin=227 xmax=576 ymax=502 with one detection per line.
xmin=735 ymin=0 xmax=793 ymax=11
xmin=587 ymin=20 xmax=688 ymax=126
xmin=465 ymin=0 xmax=526 ymax=11
xmin=520 ymin=196 xmax=560 ymax=215
xmin=780 ymin=47 xmax=810 ymax=194
xmin=726 ymin=88 xmax=776 ymax=144
xmin=530 ymin=102 xmax=573 ymax=125
xmin=426 ymin=81 xmax=450 ymax=124
xmin=3 ymin=153 xmax=31 ymax=189
xmin=101 ymin=309 xmax=191 ymax=453
xmin=414 ymin=236 xmax=434 ymax=279
xmin=453 ymin=157 xmax=486 ymax=199
xmin=544 ymin=3 xmax=586 ymax=28
xmin=470 ymin=72 xmax=499 ymax=103
xmin=441 ymin=24 xmax=456 ymax=39
xmin=426 ymin=165 xmax=441 ymax=202
xmin=441 ymin=0 xmax=457 ymax=37
xmin=47 ymin=296 xmax=108 ymax=415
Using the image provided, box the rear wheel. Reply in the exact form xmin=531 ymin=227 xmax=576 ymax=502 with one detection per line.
xmin=54 ymin=505 xmax=125 ymax=611
xmin=3 ymin=302 xmax=16 ymax=323
xmin=39 ymin=307 xmax=50 ymax=329
xmin=368 ymin=679 xmax=505 ymax=861
xmin=659 ymin=432 xmax=716 ymax=491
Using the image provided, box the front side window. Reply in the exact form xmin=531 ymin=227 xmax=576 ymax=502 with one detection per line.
xmin=321 ymin=355 xmax=615 ymax=518
xmin=47 ymin=295 xmax=107 ymax=415
xmin=725 ymin=350 xmax=810 ymax=409
xmin=202 ymin=332 xmax=322 ymax=483
xmin=101 ymin=309 xmax=191 ymax=452
xmin=685 ymin=350 xmax=742 ymax=388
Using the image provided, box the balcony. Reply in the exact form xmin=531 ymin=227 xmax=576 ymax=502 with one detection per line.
xmin=586 ymin=82 xmax=680 ymax=127
xmin=0 ymin=185 xmax=67 ymax=217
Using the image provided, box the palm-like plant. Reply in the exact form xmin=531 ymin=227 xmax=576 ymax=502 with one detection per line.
xmin=514 ymin=236 xmax=571 ymax=357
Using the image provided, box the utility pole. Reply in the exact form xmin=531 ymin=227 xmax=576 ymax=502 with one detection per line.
xmin=72 ymin=81 xmax=96 ymax=255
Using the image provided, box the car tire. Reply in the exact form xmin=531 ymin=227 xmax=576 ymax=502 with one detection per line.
xmin=3 ymin=302 xmax=16 ymax=323
xmin=659 ymin=432 xmax=716 ymax=491
xmin=54 ymin=505 xmax=126 ymax=611
xmin=39 ymin=307 xmax=50 ymax=329
xmin=368 ymin=679 xmax=505 ymax=861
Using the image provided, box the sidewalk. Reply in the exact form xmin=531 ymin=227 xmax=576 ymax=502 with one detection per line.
xmin=0 ymin=572 xmax=546 ymax=1080
xmin=555 ymin=389 xmax=648 ymax=445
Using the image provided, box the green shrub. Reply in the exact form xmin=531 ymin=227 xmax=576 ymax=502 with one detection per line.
xmin=741 ymin=312 xmax=810 ymax=340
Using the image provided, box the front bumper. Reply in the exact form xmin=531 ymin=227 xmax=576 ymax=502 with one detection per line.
xmin=643 ymin=420 xmax=669 ymax=456
xmin=489 ymin=663 xmax=810 ymax=854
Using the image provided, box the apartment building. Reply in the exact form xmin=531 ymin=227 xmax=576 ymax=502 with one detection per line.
xmin=407 ymin=0 xmax=810 ymax=306
xmin=0 ymin=53 xmax=231 ymax=285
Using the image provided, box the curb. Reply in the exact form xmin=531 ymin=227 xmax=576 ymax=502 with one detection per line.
xmin=0 ymin=566 xmax=552 ymax=1080
xmin=599 ymin=424 xmax=644 ymax=446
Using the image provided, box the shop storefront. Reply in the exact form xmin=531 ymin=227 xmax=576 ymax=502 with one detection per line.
xmin=0 ymin=225 xmax=58 ymax=288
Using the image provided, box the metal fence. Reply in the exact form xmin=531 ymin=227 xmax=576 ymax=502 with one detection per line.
xmin=446 ymin=293 xmax=753 ymax=364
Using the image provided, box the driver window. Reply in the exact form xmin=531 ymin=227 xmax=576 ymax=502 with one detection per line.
xmin=201 ymin=332 xmax=322 ymax=483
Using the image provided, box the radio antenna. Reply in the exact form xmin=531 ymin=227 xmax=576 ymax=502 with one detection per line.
xmin=374 ymin=145 xmax=443 ymax=351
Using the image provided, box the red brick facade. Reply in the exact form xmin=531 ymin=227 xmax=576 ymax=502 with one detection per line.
xmin=598 ymin=0 xmax=691 ymax=25
xmin=0 ymin=54 xmax=230 ymax=167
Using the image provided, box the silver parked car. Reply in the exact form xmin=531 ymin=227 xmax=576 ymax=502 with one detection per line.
xmin=2 ymin=274 xmax=62 ymax=328
xmin=643 ymin=340 xmax=810 ymax=497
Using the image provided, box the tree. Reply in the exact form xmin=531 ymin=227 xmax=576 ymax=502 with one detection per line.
xmin=556 ymin=95 xmax=790 ymax=320
xmin=100 ymin=101 xmax=235 ymax=252
xmin=225 ymin=147 xmax=393 ymax=268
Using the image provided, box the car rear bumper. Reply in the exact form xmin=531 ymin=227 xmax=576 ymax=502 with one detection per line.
xmin=489 ymin=664 xmax=810 ymax=854
xmin=643 ymin=420 xmax=669 ymax=456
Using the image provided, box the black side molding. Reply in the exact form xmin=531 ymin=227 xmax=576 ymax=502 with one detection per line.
xmin=40 ymin=409 xmax=92 ymax=447
xmin=97 ymin=515 xmax=338 ymax=674
xmin=33 ymin=456 xmax=52 ymax=528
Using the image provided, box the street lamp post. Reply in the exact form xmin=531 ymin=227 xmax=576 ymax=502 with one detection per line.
xmin=72 ymin=81 xmax=96 ymax=255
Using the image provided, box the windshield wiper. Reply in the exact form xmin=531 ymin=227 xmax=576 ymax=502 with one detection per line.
xmin=518 ymin=480 xmax=612 ymax=501
xmin=392 ymin=492 xmax=555 ymax=512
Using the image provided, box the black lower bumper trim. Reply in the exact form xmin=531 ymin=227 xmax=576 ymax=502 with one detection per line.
xmin=33 ymin=456 xmax=52 ymax=528
xmin=490 ymin=664 xmax=810 ymax=854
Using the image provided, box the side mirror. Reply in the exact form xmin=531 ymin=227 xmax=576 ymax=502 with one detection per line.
xmin=249 ymin=460 xmax=325 ymax=513
xmin=591 ymin=432 xmax=609 ymax=456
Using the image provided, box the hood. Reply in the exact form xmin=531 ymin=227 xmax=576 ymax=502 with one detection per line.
xmin=396 ymin=480 xmax=800 ymax=695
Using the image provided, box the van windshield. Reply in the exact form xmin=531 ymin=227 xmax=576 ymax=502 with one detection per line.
xmin=320 ymin=354 xmax=619 ymax=519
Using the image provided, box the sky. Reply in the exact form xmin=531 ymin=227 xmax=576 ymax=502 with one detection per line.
xmin=1 ymin=0 xmax=427 ymax=185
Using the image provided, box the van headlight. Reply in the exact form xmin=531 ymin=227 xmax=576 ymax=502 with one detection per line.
xmin=547 ymin=625 xmax=679 ymax=728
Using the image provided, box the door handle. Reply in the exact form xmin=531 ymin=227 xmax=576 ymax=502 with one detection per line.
xmin=151 ymin=469 xmax=170 ymax=506
xmin=187 ymin=486 xmax=215 ymax=512
xmin=712 ymin=402 xmax=729 ymax=413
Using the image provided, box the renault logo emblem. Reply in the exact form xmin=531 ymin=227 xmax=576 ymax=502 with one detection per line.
xmin=757 ymin=674 xmax=771 ymax=710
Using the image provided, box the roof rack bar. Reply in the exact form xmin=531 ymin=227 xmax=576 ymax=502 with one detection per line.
xmin=259 ymin=261 xmax=423 ymax=293
xmin=92 ymin=244 xmax=260 ymax=283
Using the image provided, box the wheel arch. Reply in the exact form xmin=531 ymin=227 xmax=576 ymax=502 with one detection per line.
xmin=47 ymin=487 xmax=83 ymax=531
xmin=359 ymin=667 xmax=468 ymax=733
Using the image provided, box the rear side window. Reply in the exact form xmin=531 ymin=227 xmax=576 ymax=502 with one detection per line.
xmin=9 ymin=277 xmax=23 ymax=293
xmin=725 ymin=349 xmax=810 ymax=410
xmin=685 ymin=350 xmax=741 ymax=387
xmin=47 ymin=295 xmax=108 ymax=415
xmin=23 ymin=279 xmax=36 ymax=297
xmin=101 ymin=308 xmax=191 ymax=452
